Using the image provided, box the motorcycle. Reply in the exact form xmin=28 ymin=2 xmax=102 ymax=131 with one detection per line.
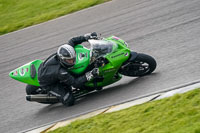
xmin=9 ymin=35 xmax=157 ymax=105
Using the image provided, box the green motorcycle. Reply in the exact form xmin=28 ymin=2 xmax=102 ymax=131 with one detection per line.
xmin=9 ymin=35 xmax=157 ymax=105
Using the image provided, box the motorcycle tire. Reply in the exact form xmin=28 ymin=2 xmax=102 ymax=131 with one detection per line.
xmin=26 ymin=85 xmax=40 ymax=95
xmin=119 ymin=53 xmax=157 ymax=77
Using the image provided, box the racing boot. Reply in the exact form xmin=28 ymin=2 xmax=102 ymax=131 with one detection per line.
xmin=49 ymin=84 xmax=75 ymax=106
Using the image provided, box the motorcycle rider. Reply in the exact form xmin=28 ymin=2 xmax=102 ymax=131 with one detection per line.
xmin=37 ymin=32 xmax=99 ymax=106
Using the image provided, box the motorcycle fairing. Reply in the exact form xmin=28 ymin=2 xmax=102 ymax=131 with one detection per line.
xmin=85 ymin=36 xmax=131 ymax=87
xmin=68 ymin=45 xmax=90 ymax=74
xmin=9 ymin=60 xmax=42 ymax=86
xmin=9 ymin=36 xmax=132 ymax=88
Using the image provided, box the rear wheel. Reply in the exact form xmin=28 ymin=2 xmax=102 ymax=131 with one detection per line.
xmin=119 ymin=53 xmax=157 ymax=77
xmin=26 ymin=85 xmax=40 ymax=95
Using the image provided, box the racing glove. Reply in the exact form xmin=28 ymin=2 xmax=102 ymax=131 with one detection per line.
xmin=85 ymin=68 xmax=99 ymax=81
xmin=84 ymin=32 xmax=98 ymax=41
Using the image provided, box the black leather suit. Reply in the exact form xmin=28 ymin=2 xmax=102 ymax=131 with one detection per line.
xmin=38 ymin=35 xmax=88 ymax=98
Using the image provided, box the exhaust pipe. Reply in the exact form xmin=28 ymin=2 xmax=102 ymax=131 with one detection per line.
xmin=26 ymin=94 xmax=59 ymax=103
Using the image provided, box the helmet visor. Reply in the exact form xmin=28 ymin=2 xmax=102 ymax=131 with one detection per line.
xmin=62 ymin=57 xmax=76 ymax=66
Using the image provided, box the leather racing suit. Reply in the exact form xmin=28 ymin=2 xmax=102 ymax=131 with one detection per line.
xmin=38 ymin=35 xmax=96 ymax=105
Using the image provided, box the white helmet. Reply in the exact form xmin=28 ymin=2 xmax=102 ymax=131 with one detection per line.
xmin=57 ymin=44 xmax=76 ymax=67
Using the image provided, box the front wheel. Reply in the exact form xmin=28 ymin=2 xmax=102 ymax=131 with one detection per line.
xmin=119 ymin=53 xmax=157 ymax=77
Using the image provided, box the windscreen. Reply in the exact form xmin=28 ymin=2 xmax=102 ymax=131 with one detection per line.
xmin=89 ymin=40 xmax=118 ymax=59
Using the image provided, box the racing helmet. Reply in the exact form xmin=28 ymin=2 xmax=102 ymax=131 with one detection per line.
xmin=57 ymin=44 xmax=76 ymax=68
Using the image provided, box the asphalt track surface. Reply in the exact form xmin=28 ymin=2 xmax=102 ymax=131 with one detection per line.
xmin=1 ymin=0 xmax=200 ymax=132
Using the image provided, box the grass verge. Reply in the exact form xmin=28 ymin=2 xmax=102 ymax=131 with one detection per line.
xmin=48 ymin=88 xmax=200 ymax=133
xmin=0 ymin=0 xmax=110 ymax=35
